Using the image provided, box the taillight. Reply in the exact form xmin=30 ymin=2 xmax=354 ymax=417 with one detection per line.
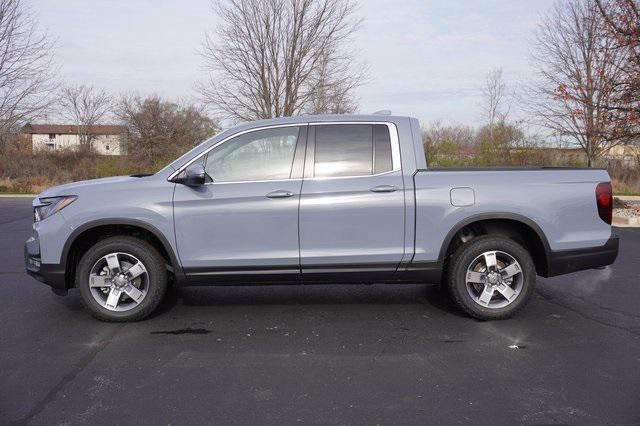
xmin=595 ymin=182 xmax=613 ymax=225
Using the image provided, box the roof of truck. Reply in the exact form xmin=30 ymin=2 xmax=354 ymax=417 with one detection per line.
xmin=233 ymin=114 xmax=414 ymax=129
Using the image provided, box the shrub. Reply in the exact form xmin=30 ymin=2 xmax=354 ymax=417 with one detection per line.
xmin=0 ymin=149 xmax=181 ymax=193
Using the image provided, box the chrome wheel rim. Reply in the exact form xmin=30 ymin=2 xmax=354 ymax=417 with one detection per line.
xmin=88 ymin=252 xmax=149 ymax=312
xmin=465 ymin=250 xmax=523 ymax=309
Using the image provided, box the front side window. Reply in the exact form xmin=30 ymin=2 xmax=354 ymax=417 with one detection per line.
xmin=314 ymin=124 xmax=393 ymax=178
xmin=204 ymin=126 xmax=300 ymax=183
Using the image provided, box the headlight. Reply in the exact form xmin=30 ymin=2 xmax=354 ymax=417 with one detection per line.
xmin=34 ymin=196 xmax=77 ymax=222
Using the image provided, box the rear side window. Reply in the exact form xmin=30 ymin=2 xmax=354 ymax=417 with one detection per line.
xmin=313 ymin=124 xmax=393 ymax=178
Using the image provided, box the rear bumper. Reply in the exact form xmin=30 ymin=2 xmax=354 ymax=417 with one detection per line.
xmin=546 ymin=234 xmax=619 ymax=277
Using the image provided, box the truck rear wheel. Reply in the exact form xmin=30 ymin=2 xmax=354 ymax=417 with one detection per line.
xmin=76 ymin=236 xmax=168 ymax=322
xmin=447 ymin=235 xmax=535 ymax=320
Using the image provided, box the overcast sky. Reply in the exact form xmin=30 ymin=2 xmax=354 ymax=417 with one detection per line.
xmin=30 ymin=0 xmax=556 ymax=127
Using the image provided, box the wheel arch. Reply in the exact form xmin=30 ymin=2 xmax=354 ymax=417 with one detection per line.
xmin=62 ymin=218 xmax=185 ymax=289
xmin=438 ymin=213 xmax=551 ymax=277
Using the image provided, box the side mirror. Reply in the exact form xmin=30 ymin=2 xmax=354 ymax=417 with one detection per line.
xmin=177 ymin=163 xmax=206 ymax=186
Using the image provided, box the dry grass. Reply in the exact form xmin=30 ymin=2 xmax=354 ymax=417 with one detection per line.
xmin=612 ymin=178 xmax=640 ymax=195
xmin=0 ymin=150 xmax=158 ymax=194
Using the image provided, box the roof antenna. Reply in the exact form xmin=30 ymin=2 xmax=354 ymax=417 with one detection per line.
xmin=372 ymin=110 xmax=392 ymax=115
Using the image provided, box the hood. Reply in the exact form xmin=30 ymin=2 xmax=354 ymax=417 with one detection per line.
xmin=37 ymin=176 xmax=142 ymax=199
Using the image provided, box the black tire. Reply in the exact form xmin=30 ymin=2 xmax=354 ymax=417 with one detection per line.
xmin=76 ymin=236 xmax=168 ymax=322
xmin=447 ymin=235 xmax=536 ymax=320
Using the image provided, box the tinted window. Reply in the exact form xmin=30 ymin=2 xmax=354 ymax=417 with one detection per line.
xmin=374 ymin=124 xmax=392 ymax=174
xmin=204 ymin=127 xmax=299 ymax=182
xmin=314 ymin=124 xmax=373 ymax=177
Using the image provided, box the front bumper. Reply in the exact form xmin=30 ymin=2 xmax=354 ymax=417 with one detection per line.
xmin=24 ymin=240 xmax=67 ymax=290
xmin=24 ymin=207 xmax=75 ymax=291
xmin=546 ymin=234 xmax=619 ymax=277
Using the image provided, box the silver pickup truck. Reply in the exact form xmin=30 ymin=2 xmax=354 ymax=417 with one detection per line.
xmin=25 ymin=114 xmax=619 ymax=321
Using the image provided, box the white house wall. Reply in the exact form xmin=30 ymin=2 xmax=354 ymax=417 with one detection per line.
xmin=90 ymin=135 xmax=125 ymax=155
xmin=32 ymin=133 xmax=125 ymax=155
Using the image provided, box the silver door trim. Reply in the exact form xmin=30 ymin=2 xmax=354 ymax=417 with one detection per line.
xmin=303 ymin=169 xmax=401 ymax=181
xmin=207 ymin=177 xmax=303 ymax=186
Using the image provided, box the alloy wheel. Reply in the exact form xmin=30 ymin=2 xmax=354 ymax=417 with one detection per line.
xmin=464 ymin=250 xmax=524 ymax=309
xmin=88 ymin=252 xmax=149 ymax=312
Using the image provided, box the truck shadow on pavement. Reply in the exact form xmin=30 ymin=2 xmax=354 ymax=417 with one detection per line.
xmin=151 ymin=283 xmax=468 ymax=319
xmin=47 ymin=282 xmax=470 ymax=321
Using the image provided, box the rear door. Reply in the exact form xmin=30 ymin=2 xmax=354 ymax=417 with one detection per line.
xmin=299 ymin=122 xmax=405 ymax=282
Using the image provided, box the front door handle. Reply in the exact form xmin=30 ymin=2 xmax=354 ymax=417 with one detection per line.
xmin=370 ymin=185 xmax=398 ymax=193
xmin=266 ymin=190 xmax=295 ymax=199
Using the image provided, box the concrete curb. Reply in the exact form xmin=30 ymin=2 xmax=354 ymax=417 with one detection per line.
xmin=613 ymin=215 xmax=640 ymax=227
xmin=615 ymin=195 xmax=640 ymax=201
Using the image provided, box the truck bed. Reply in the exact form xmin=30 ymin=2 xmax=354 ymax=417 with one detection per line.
xmin=410 ymin=167 xmax=613 ymax=266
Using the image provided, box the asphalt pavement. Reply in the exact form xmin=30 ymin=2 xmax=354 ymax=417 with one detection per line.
xmin=1 ymin=197 xmax=639 ymax=424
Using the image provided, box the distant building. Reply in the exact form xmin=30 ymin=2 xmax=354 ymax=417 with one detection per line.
xmin=603 ymin=143 xmax=639 ymax=167
xmin=20 ymin=124 xmax=127 ymax=155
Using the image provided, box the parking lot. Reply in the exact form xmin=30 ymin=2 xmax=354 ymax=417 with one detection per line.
xmin=1 ymin=196 xmax=639 ymax=424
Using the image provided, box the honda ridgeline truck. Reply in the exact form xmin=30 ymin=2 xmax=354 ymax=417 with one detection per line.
xmin=25 ymin=115 xmax=619 ymax=321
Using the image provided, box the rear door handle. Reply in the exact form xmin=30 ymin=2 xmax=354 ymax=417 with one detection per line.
xmin=370 ymin=185 xmax=398 ymax=193
xmin=266 ymin=190 xmax=295 ymax=199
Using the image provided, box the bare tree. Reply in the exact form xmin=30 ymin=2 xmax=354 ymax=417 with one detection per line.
xmin=480 ymin=68 xmax=512 ymax=142
xmin=529 ymin=0 xmax=631 ymax=167
xmin=117 ymin=93 xmax=219 ymax=167
xmin=0 ymin=0 xmax=56 ymax=134
xmin=596 ymin=0 xmax=640 ymax=138
xmin=423 ymin=121 xmax=476 ymax=149
xmin=421 ymin=121 xmax=477 ymax=166
xmin=197 ymin=0 xmax=366 ymax=121
xmin=59 ymin=84 xmax=112 ymax=150
xmin=307 ymin=48 xmax=360 ymax=114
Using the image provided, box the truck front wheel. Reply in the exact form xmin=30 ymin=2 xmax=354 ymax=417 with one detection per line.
xmin=447 ymin=235 xmax=536 ymax=320
xmin=76 ymin=236 xmax=168 ymax=322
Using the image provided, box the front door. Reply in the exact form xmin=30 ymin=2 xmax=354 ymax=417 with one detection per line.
xmin=173 ymin=125 xmax=307 ymax=284
xmin=299 ymin=123 xmax=406 ymax=282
